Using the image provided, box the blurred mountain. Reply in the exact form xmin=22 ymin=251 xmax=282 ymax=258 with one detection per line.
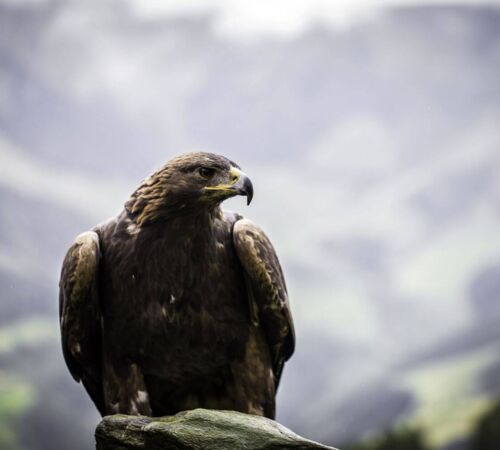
xmin=1 ymin=1 xmax=500 ymax=449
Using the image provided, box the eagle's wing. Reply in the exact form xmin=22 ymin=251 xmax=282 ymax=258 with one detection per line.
xmin=233 ymin=218 xmax=295 ymax=389
xmin=59 ymin=231 xmax=105 ymax=415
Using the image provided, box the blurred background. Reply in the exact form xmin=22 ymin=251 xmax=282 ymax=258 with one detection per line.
xmin=1 ymin=0 xmax=500 ymax=449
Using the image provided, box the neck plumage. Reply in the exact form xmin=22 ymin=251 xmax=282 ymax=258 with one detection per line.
xmin=125 ymin=175 xmax=222 ymax=227
xmin=126 ymin=191 xmax=222 ymax=231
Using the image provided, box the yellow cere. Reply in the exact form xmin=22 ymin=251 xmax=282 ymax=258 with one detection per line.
xmin=204 ymin=167 xmax=241 ymax=191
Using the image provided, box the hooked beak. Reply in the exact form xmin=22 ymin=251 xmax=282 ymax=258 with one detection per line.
xmin=230 ymin=167 xmax=254 ymax=205
xmin=203 ymin=167 xmax=254 ymax=205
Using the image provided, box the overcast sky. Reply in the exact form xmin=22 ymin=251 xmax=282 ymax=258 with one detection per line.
xmin=129 ymin=0 xmax=500 ymax=38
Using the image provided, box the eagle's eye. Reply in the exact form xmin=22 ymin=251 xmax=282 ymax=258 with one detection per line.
xmin=198 ymin=167 xmax=216 ymax=179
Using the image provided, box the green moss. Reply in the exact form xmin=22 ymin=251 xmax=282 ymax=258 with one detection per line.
xmin=398 ymin=345 xmax=498 ymax=448
xmin=0 ymin=316 xmax=57 ymax=354
xmin=349 ymin=426 xmax=429 ymax=450
xmin=0 ymin=373 xmax=36 ymax=450
xmin=470 ymin=399 xmax=500 ymax=450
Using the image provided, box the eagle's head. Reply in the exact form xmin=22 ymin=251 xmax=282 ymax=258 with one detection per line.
xmin=125 ymin=152 xmax=253 ymax=226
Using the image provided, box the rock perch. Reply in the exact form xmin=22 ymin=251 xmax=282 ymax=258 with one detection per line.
xmin=95 ymin=408 xmax=337 ymax=450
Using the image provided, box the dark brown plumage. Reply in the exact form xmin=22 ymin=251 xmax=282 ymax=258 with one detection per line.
xmin=59 ymin=152 xmax=295 ymax=419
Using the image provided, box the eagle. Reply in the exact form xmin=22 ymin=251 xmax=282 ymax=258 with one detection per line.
xmin=59 ymin=152 xmax=295 ymax=419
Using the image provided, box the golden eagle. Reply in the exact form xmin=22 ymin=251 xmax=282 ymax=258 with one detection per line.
xmin=59 ymin=153 xmax=295 ymax=419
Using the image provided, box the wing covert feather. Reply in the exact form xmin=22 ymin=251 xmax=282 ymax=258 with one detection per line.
xmin=233 ymin=219 xmax=295 ymax=387
xmin=59 ymin=231 xmax=104 ymax=414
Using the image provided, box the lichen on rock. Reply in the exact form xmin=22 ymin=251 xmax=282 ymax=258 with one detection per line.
xmin=95 ymin=408 xmax=337 ymax=450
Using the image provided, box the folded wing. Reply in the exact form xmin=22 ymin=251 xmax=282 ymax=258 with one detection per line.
xmin=233 ymin=219 xmax=295 ymax=389
xmin=59 ymin=231 xmax=105 ymax=414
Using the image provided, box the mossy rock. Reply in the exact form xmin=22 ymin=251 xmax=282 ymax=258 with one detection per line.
xmin=95 ymin=408 xmax=337 ymax=450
